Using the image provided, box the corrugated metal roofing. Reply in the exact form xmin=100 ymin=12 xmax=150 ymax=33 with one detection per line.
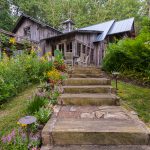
xmin=79 ymin=20 xmax=115 ymax=41
xmin=108 ymin=18 xmax=134 ymax=35
xmin=79 ymin=18 xmax=134 ymax=42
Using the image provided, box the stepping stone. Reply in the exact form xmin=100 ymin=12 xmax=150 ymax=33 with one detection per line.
xmin=63 ymin=78 xmax=111 ymax=86
xmin=59 ymin=93 xmax=119 ymax=106
xmin=63 ymin=85 xmax=113 ymax=94
xmin=42 ymin=105 xmax=150 ymax=145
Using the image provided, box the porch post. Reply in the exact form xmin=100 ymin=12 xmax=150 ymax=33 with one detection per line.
xmin=64 ymin=42 xmax=67 ymax=58
xmin=72 ymin=41 xmax=76 ymax=56
xmin=56 ymin=44 xmax=59 ymax=50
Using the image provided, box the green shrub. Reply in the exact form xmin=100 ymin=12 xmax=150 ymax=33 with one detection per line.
xmin=0 ymin=52 xmax=52 ymax=104
xmin=35 ymin=107 xmax=52 ymax=124
xmin=102 ymin=17 xmax=150 ymax=84
xmin=27 ymin=95 xmax=48 ymax=114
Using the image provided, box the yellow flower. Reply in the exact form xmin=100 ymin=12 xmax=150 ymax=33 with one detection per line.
xmin=17 ymin=122 xmax=20 ymax=125
xmin=21 ymin=124 xmax=27 ymax=127
xmin=9 ymin=37 xmax=16 ymax=44
xmin=17 ymin=122 xmax=27 ymax=127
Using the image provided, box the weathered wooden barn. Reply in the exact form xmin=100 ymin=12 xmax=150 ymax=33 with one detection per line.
xmin=41 ymin=18 xmax=135 ymax=66
xmin=12 ymin=14 xmax=135 ymax=66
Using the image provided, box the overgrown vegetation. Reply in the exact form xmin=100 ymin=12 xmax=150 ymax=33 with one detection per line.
xmin=102 ymin=17 xmax=150 ymax=86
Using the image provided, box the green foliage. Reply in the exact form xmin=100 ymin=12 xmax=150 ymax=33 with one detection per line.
xmin=0 ymin=0 xmax=15 ymax=30
xmin=35 ymin=107 xmax=52 ymax=124
xmin=112 ymin=81 xmax=150 ymax=123
xmin=27 ymin=94 xmax=48 ymax=114
xmin=49 ymin=89 xmax=60 ymax=105
xmin=1 ymin=0 xmax=147 ymax=31
xmin=0 ymin=53 xmax=52 ymax=104
xmin=102 ymin=17 xmax=150 ymax=85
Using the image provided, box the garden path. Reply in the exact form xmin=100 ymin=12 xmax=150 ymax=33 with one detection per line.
xmin=41 ymin=67 xmax=150 ymax=150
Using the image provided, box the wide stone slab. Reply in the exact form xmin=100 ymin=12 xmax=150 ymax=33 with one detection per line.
xmin=58 ymin=94 xmax=119 ymax=106
xmin=63 ymin=78 xmax=111 ymax=86
xmin=42 ymin=105 xmax=150 ymax=145
xmin=63 ymin=85 xmax=113 ymax=94
xmin=41 ymin=145 xmax=150 ymax=150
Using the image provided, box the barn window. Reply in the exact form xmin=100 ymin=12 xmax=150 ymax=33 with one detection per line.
xmin=66 ymin=42 xmax=72 ymax=52
xmin=24 ymin=26 xmax=31 ymax=38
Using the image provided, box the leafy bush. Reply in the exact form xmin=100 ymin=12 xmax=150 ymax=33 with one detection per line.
xmin=102 ymin=17 xmax=150 ymax=85
xmin=27 ymin=94 xmax=48 ymax=114
xmin=35 ymin=107 xmax=52 ymax=124
xmin=0 ymin=52 xmax=52 ymax=104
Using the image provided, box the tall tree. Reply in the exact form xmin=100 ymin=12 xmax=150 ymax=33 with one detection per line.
xmin=0 ymin=0 xmax=14 ymax=30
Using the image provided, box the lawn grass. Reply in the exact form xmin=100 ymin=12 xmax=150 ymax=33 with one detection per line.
xmin=0 ymin=85 xmax=38 ymax=135
xmin=112 ymin=81 xmax=150 ymax=125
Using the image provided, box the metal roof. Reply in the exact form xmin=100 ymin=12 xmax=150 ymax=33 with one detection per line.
xmin=108 ymin=18 xmax=134 ymax=35
xmin=79 ymin=18 xmax=134 ymax=42
xmin=79 ymin=20 xmax=115 ymax=42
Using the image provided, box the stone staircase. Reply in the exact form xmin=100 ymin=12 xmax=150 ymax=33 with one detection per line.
xmin=41 ymin=67 xmax=150 ymax=150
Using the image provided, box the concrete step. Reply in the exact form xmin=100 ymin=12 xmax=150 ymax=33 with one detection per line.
xmin=63 ymin=85 xmax=113 ymax=94
xmin=41 ymin=145 xmax=150 ymax=150
xmin=70 ymin=73 xmax=104 ymax=78
xmin=63 ymin=78 xmax=111 ymax=86
xmin=42 ymin=105 xmax=150 ymax=146
xmin=58 ymin=93 xmax=120 ymax=106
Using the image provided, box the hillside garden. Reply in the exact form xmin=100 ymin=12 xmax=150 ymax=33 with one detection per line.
xmin=0 ymin=35 xmax=68 ymax=149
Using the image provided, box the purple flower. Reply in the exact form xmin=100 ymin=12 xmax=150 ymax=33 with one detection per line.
xmin=1 ymin=136 xmax=7 ymax=143
xmin=7 ymin=134 xmax=12 ymax=142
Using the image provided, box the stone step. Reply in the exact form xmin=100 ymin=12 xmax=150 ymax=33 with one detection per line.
xmin=63 ymin=85 xmax=113 ymax=94
xmin=58 ymin=93 xmax=120 ymax=106
xmin=63 ymin=78 xmax=111 ymax=86
xmin=42 ymin=105 xmax=150 ymax=146
xmin=41 ymin=145 xmax=150 ymax=150
xmin=70 ymin=73 xmax=104 ymax=78
xmin=72 ymin=69 xmax=101 ymax=75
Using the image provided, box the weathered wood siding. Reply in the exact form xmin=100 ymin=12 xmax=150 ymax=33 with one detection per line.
xmin=15 ymin=19 xmax=59 ymax=42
